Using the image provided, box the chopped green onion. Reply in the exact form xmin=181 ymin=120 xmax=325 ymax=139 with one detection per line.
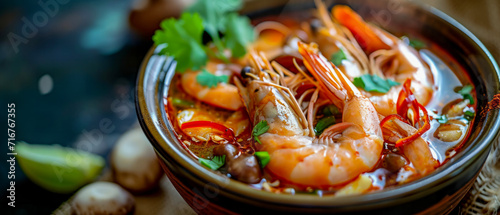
xmin=353 ymin=74 xmax=400 ymax=93
xmin=436 ymin=114 xmax=448 ymax=124
xmin=455 ymin=85 xmax=475 ymax=105
xmin=199 ymin=155 xmax=226 ymax=170
xmin=254 ymin=151 xmax=270 ymax=168
xmin=171 ymin=98 xmax=195 ymax=108
xmin=322 ymin=105 xmax=340 ymax=116
xmin=330 ymin=49 xmax=347 ymax=66
xmin=401 ymin=36 xmax=426 ymax=49
xmin=252 ymin=120 xmax=269 ymax=144
xmin=464 ymin=111 xmax=475 ymax=121
xmin=314 ymin=116 xmax=336 ymax=136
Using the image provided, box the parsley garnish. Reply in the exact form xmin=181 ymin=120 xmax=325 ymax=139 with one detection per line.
xmin=314 ymin=116 xmax=336 ymax=136
xmin=196 ymin=69 xmax=228 ymax=88
xmin=455 ymin=85 xmax=475 ymax=105
xmin=436 ymin=114 xmax=448 ymax=124
xmin=153 ymin=0 xmax=255 ymax=72
xmin=330 ymin=49 xmax=347 ymax=66
xmin=153 ymin=13 xmax=207 ymax=72
xmin=254 ymin=151 xmax=270 ymax=168
xmin=252 ymin=120 xmax=269 ymax=144
xmin=353 ymin=74 xmax=400 ymax=93
xmin=464 ymin=110 xmax=475 ymax=121
xmin=199 ymin=155 xmax=226 ymax=170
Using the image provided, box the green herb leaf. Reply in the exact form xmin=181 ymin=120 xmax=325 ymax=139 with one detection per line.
xmin=322 ymin=105 xmax=340 ymax=116
xmin=436 ymin=114 xmax=448 ymax=124
xmin=171 ymin=98 xmax=195 ymax=108
xmin=314 ymin=116 xmax=336 ymax=136
xmin=252 ymin=120 xmax=270 ymax=144
xmin=353 ymin=74 xmax=400 ymax=93
xmin=455 ymin=85 xmax=475 ymax=105
xmin=464 ymin=110 xmax=475 ymax=121
xmin=254 ymin=151 xmax=270 ymax=168
xmin=16 ymin=142 xmax=105 ymax=193
xmin=223 ymin=13 xmax=255 ymax=58
xmin=199 ymin=155 xmax=226 ymax=170
xmin=153 ymin=13 xmax=207 ymax=72
xmin=330 ymin=49 xmax=347 ymax=66
xmin=187 ymin=0 xmax=251 ymax=60
xmin=401 ymin=36 xmax=426 ymax=49
xmin=196 ymin=69 xmax=229 ymax=88
xmin=409 ymin=40 xmax=426 ymax=49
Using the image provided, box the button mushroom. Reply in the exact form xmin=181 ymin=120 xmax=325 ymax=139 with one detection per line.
xmin=111 ymin=127 xmax=163 ymax=193
xmin=228 ymin=154 xmax=262 ymax=184
xmin=72 ymin=181 xmax=135 ymax=215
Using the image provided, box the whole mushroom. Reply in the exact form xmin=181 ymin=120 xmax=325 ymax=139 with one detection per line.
xmin=111 ymin=127 xmax=163 ymax=193
xmin=72 ymin=181 xmax=135 ymax=215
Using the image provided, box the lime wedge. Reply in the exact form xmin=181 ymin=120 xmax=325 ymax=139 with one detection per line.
xmin=16 ymin=142 xmax=105 ymax=193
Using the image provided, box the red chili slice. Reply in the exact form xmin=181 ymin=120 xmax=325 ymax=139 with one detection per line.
xmin=180 ymin=121 xmax=236 ymax=141
xmin=381 ymin=79 xmax=431 ymax=147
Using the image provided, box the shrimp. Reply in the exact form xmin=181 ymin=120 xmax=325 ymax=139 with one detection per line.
xmin=181 ymin=61 xmax=243 ymax=111
xmin=314 ymin=3 xmax=434 ymax=116
xmin=235 ymin=43 xmax=384 ymax=187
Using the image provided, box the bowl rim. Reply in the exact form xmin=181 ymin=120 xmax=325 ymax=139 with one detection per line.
xmin=136 ymin=0 xmax=500 ymax=209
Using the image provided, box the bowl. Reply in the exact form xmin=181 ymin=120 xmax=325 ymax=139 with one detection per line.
xmin=136 ymin=0 xmax=500 ymax=214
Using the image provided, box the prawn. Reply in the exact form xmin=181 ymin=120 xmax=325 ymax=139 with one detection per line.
xmin=314 ymin=3 xmax=434 ymax=116
xmin=181 ymin=61 xmax=243 ymax=111
xmin=235 ymin=43 xmax=384 ymax=187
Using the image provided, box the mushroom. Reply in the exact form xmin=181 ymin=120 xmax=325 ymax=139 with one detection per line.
xmin=111 ymin=127 xmax=163 ymax=193
xmin=72 ymin=181 xmax=135 ymax=215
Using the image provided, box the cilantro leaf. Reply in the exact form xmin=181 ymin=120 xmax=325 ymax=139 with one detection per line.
xmin=330 ymin=49 xmax=347 ymax=66
xmin=314 ymin=116 xmax=336 ymax=136
xmin=153 ymin=13 xmax=207 ymax=72
xmin=455 ymin=85 xmax=475 ymax=105
xmin=223 ymin=13 xmax=255 ymax=58
xmin=199 ymin=155 xmax=226 ymax=170
xmin=252 ymin=120 xmax=269 ymax=144
xmin=353 ymin=74 xmax=400 ymax=93
xmin=254 ymin=151 xmax=270 ymax=168
xmin=464 ymin=110 xmax=475 ymax=121
xmin=196 ymin=69 xmax=228 ymax=88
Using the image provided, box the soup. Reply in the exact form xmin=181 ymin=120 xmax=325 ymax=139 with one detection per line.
xmin=161 ymin=2 xmax=475 ymax=196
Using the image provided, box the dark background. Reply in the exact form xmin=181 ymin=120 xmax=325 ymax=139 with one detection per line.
xmin=1 ymin=0 xmax=152 ymax=214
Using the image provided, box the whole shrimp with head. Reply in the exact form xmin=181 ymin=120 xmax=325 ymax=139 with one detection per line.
xmin=313 ymin=2 xmax=434 ymax=116
xmin=234 ymin=42 xmax=383 ymax=188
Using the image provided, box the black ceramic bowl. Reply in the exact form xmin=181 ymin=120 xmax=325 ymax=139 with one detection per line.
xmin=136 ymin=0 xmax=500 ymax=214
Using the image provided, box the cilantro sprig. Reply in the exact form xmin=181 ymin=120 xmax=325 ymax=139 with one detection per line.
xmin=353 ymin=74 xmax=400 ymax=93
xmin=196 ymin=69 xmax=228 ymax=88
xmin=252 ymin=120 xmax=269 ymax=144
xmin=199 ymin=155 xmax=226 ymax=170
xmin=153 ymin=13 xmax=207 ymax=72
xmin=153 ymin=0 xmax=255 ymax=72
